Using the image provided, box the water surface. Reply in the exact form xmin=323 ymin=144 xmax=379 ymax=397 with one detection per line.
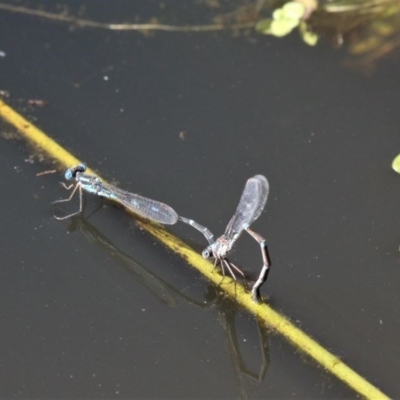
xmin=0 ymin=1 xmax=399 ymax=398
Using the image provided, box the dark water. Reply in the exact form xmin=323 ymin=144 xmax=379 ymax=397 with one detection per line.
xmin=1 ymin=0 xmax=399 ymax=398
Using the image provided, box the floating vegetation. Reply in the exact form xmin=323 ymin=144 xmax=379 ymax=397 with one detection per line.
xmin=0 ymin=0 xmax=399 ymax=70
xmin=256 ymin=0 xmax=318 ymax=45
xmin=392 ymin=153 xmax=400 ymax=174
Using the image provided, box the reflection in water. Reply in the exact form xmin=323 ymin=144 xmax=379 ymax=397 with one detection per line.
xmin=68 ymin=215 xmax=270 ymax=399
xmin=68 ymin=215 xmax=178 ymax=308
xmin=206 ymin=288 xmax=270 ymax=400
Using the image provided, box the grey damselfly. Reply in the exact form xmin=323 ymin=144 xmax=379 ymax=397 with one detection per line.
xmin=53 ymin=164 xmax=178 ymax=225
xmin=180 ymin=175 xmax=271 ymax=302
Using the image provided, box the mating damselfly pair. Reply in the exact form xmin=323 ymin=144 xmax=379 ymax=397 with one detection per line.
xmin=53 ymin=164 xmax=271 ymax=303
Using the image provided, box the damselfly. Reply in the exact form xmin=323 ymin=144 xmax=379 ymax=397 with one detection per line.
xmin=180 ymin=175 xmax=271 ymax=302
xmin=53 ymin=164 xmax=179 ymax=225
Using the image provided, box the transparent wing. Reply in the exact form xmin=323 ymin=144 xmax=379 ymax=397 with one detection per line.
xmin=224 ymin=175 xmax=269 ymax=240
xmin=104 ymin=183 xmax=178 ymax=225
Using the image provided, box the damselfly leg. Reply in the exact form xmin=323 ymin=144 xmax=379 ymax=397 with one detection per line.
xmin=246 ymin=228 xmax=271 ymax=302
xmin=53 ymin=183 xmax=84 ymax=220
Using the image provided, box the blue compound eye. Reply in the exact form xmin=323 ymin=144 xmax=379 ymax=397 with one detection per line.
xmin=202 ymin=249 xmax=211 ymax=259
xmin=64 ymin=169 xmax=73 ymax=180
xmin=78 ymin=163 xmax=87 ymax=172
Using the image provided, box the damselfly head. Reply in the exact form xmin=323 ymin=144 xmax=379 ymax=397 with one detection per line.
xmin=65 ymin=164 xmax=87 ymax=180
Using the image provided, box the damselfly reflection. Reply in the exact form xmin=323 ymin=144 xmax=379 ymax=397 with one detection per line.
xmin=180 ymin=175 xmax=271 ymax=303
xmin=68 ymin=214 xmax=178 ymax=308
xmin=53 ymin=164 xmax=178 ymax=225
xmin=66 ymin=215 xmax=271 ymax=396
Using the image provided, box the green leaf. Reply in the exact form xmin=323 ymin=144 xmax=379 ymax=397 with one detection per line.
xmin=270 ymin=19 xmax=296 ymax=36
xmin=299 ymin=21 xmax=318 ymax=45
xmin=392 ymin=154 xmax=400 ymax=173
xmin=282 ymin=2 xmax=306 ymax=19
xmin=302 ymin=30 xmax=318 ymax=45
xmin=272 ymin=9 xmax=285 ymax=20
